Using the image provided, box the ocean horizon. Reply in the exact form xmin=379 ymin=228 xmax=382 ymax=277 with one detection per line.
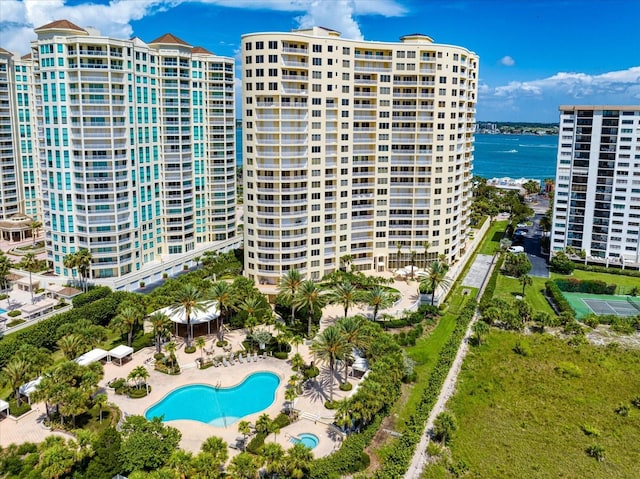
xmin=235 ymin=130 xmax=558 ymax=183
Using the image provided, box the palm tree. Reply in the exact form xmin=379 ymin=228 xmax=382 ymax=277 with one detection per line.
xmin=519 ymin=274 xmax=533 ymax=296
xmin=148 ymin=311 xmax=172 ymax=354
xmin=128 ymin=365 xmax=149 ymax=394
xmin=254 ymin=413 xmax=272 ymax=435
xmin=227 ymin=452 xmax=258 ymax=479
xmin=422 ymin=241 xmax=431 ymax=269
xmin=396 ymin=242 xmax=403 ymax=269
xmin=473 ymin=320 xmax=489 ymax=346
xmin=56 ymin=334 xmax=85 ymax=360
xmin=201 ymin=435 xmax=228 ymax=465
xmin=290 ymin=334 xmax=304 ymax=353
xmin=94 ymin=393 xmax=107 ymax=423
xmin=62 ymin=252 xmax=78 ymax=288
xmin=3 ymin=358 xmax=30 ymax=403
xmin=278 ymin=269 xmax=303 ymax=323
xmin=30 ymin=220 xmax=42 ymax=247
xmin=285 ymin=443 xmax=313 ymax=479
xmin=170 ymin=283 xmax=212 ymax=348
xmin=22 ymin=252 xmax=37 ymax=304
xmin=311 ymin=325 xmax=348 ymax=401
xmin=329 ymin=280 xmax=359 ymax=319
xmin=195 ymin=336 xmax=206 ymax=361
xmin=239 ymin=296 xmax=269 ymax=332
xmin=0 ymin=250 xmax=12 ymax=291
xmin=165 ymin=341 xmax=178 ymax=373
xmin=237 ymin=420 xmax=251 ymax=451
xmin=111 ymin=305 xmax=141 ymax=347
xmin=210 ymin=280 xmax=236 ymax=342
xmin=37 ymin=437 xmax=76 ymax=479
xmin=284 ymin=387 xmax=298 ymax=418
xmin=337 ymin=316 xmax=370 ymax=382
xmin=167 ymin=450 xmax=194 ymax=479
xmin=261 ymin=442 xmax=285 ymax=478
xmin=410 ymin=250 xmax=417 ymax=279
xmin=75 ymin=249 xmax=92 ymax=292
xmin=365 ymin=285 xmax=393 ymax=322
xmin=419 ymin=260 xmax=452 ymax=306
xmin=294 ymin=280 xmax=328 ymax=337
xmin=340 ymin=254 xmax=354 ymax=272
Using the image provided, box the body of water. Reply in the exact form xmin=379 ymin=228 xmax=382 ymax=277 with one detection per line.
xmin=473 ymin=134 xmax=558 ymax=182
xmin=236 ymin=129 xmax=558 ymax=182
xmin=145 ymin=372 xmax=280 ymax=427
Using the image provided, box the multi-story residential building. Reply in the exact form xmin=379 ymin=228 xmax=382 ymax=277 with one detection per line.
xmin=551 ymin=106 xmax=640 ymax=265
xmin=241 ymin=27 xmax=478 ymax=284
xmin=0 ymin=48 xmax=40 ymax=242
xmin=21 ymin=20 xmax=236 ymax=279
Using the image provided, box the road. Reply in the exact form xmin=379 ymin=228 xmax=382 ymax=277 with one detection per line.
xmin=522 ymin=212 xmax=549 ymax=278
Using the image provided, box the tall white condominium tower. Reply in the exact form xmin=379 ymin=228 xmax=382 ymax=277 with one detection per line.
xmin=0 ymin=48 xmax=40 ymax=236
xmin=241 ymin=27 xmax=478 ymax=284
xmin=28 ymin=20 xmax=235 ymax=278
xmin=551 ymin=106 xmax=640 ymax=264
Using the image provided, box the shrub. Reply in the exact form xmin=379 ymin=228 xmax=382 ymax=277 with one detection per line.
xmin=550 ymin=252 xmax=575 ymax=274
xmin=615 ymin=403 xmax=629 ymax=416
xmin=131 ymin=332 xmax=154 ymax=351
xmin=128 ymin=387 xmax=150 ymax=398
xmin=303 ymin=365 xmax=320 ymax=380
xmin=339 ymin=382 xmax=353 ymax=392
xmin=110 ymin=378 xmax=128 ymax=395
xmin=545 ymin=281 xmax=575 ymax=317
xmin=554 ymin=361 xmax=582 ymax=378
xmin=7 ymin=310 xmax=21 ymax=318
xmin=184 ymin=346 xmax=196 ymax=354
xmin=574 ymin=262 xmax=640 ymax=278
xmin=433 ymin=411 xmax=457 ymax=445
xmin=513 ymin=340 xmax=532 ymax=357
xmin=7 ymin=319 xmax=25 ymax=328
xmin=154 ymin=352 xmax=165 ymax=361
xmin=246 ymin=433 xmax=267 ymax=455
xmin=586 ymin=444 xmax=605 ymax=462
xmin=324 ymin=400 xmax=338 ymax=409
xmin=503 ymin=252 xmax=532 ymax=278
xmin=162 ymin=272 xmax=168 ymax=279
xmin=555 ymin=278 xmax=616 ymax=295
xmin=139 ymin=281 xmax=145 ymax=288
xmin=610 ymin=317 xmax=636 ymax=334
xmin=216 ymin=340 xmax=228 ymax=348
xmin=8 ymin=398 xmax=31 ymax=417
xmin=581 ymin=424 xmax=600 ymax=437
xmin=273 ymin=351 xmax=289 ymax=360
xmin=72 ymin=286 xmax=112 ymax=308
xmin=0 ymin=294 xmax=7 ymax=300
xmin=631 ymin=396 xmax=640 ymax=409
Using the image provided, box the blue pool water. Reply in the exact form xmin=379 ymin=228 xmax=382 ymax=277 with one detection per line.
xmin=145 ymin=372 xmax=280 ymax=427
xmin=293 ymin=432 xmax=319 ymax=449
xmin=0 ymin=309 xmax=6 ymax=314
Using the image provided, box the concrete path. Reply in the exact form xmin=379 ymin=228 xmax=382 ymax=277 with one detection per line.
xmin=404 ymin=254 xmax=497 ymax=479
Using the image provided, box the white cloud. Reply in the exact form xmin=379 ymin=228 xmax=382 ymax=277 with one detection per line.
xmin=500 ymin=55 xmax=515 ymax=66
xmin=478 ymin=66 xmax=640 ymax=121
xmin=0 ymin=0 xmax=407 ymax=53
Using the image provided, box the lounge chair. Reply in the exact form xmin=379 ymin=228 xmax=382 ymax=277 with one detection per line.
xmin=229 ymin=354 xmax=235 ymax=365
xmin=253 ymin=352 xmax=258 ymax=362
xmin=222 ymin=357 xmax=228 ymax=367
xmin=238 ymin=353 xmax=244 ymax=364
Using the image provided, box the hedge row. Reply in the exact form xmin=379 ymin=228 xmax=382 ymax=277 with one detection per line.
xmin=573 ymin=262 xmax=640 ymax=278
xmin=554 ymin=278 xmax=616 ymax=295
xmin=370 ymin=300 xmax=477 ymax=478
xmin=545 ymin=281 xmax=575 ymax=317
xmin=310 ymin=415 xmax=382 ymax=479
xmin=479 ymin=254 xmax=504 ymax=311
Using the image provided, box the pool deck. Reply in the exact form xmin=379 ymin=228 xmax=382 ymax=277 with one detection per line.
xmin=0 ymin=272 xmax=422 ymax=457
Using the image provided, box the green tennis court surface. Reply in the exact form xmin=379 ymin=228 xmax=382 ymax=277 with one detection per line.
xmin=561 ymin=292 xmax=640 ymax=318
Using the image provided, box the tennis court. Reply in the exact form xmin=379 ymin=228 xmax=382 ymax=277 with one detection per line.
xmin=562 ymin=291 xmax=640 ymax=318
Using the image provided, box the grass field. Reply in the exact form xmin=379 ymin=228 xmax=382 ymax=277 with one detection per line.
xmin=478 ymin=221 xmax=508 ymax=255
xmin=492 ymin=274 xmax=556 ymax=316
xmin=553 ymin=269 xmax=640 ymax=294
xmin=422 ymin=331 xmax=640 ymax=479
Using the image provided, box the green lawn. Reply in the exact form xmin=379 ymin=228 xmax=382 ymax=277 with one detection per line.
xmin=553 ymin=269 xmax=640 ymax=294
xmin=492 ymin=274 xmax=555 ymax=316
xmin=422 ymin=331 xmax=640 ymax=479
xmin=478 ymin=221 xmax=508 ymax=255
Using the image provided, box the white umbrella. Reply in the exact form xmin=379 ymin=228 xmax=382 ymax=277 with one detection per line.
xmin=394 ymin=269 xmax=408 ymax=277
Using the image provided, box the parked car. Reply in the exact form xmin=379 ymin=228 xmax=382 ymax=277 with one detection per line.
xmin=508 ymin=245 xmax=525 ymax=253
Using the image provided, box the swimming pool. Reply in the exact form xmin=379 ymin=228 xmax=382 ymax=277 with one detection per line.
xmin=0 ymin=309 xmax=6 ymax=314
xmin=145 ymin=372 xmax=280 ymax=427
xmin=292 ymin=432 xmax=319 ymax=449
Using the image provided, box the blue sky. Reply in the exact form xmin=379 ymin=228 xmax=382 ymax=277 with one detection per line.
xmin=2 ymin=0 xmax=639 ymax=122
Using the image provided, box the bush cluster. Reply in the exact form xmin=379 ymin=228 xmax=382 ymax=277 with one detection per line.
xmin=395 ymin=324 xmax=424 ymax=347
xmin=554 ymin=278 xmax=616 ymax=295
xmin=574 ymin=262 xmax=640 ymax=278
xmin=371 ymin=301 xmax=477 ymax=478
xmin=545 ymin=281 xmax=575 ymax=317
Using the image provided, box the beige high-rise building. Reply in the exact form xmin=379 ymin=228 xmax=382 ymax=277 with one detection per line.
xmin=241 ymin=27 xmax=478 ymax=284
